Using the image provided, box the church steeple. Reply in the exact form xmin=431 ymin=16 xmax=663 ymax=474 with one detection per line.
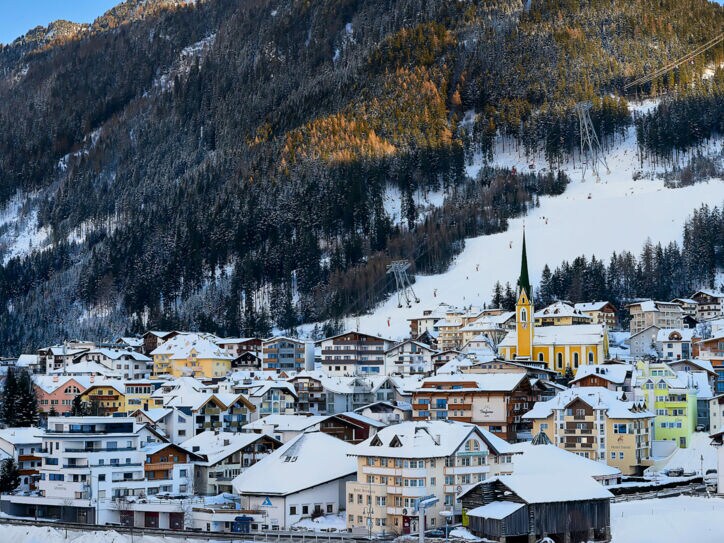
xmin=514 ymin=229 xmax=534 ymax=360
xmin=517 ymin=229 xmax=531 ymax=298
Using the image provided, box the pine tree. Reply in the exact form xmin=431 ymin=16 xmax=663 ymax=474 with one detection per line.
xmin=71 ymin=395 xmax=86 ymax=416
xmin=0 ymin=458 xmax=19 ymax=493
xmin=1 ymin=368 xmax=18 ymax=427
xmin=14 ymin=370 xmax=38 ymax=428
xmin=491 ymin=281 xmax=504 ymax=308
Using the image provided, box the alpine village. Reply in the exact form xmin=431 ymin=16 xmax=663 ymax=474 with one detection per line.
xmin=0 ymin=1 xmax=724 ymax=543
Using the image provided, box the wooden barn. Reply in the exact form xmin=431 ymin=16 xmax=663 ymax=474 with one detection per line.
xmin=459 ymin=475 xmax=612 ymax=543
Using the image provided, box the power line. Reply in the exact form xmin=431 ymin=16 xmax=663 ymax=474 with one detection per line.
xmin=624 ymin=32 xmax=724 ymax=91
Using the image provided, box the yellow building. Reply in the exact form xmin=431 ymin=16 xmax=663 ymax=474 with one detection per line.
xmin=123 ymin=379 xmax=157 ymax=412
xmin=79 ymin=380 xmax=126 ymax=416
xmin=151 ymin=333 xmax=233 ymax=378
xmin=498 ymin=233 xmax=608 ymax=374
xmin=523 ymin=387 xmax=653 ymax=475
xmin=534 ymin=301 xmax=593 ymax=327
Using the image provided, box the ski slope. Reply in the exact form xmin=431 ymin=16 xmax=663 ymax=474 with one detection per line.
xmin=345 ymin=105 xmax=724 ymax=340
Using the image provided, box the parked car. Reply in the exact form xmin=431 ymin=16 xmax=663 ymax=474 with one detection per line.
xmin=704 ymin=469 xmax=718 ymax=486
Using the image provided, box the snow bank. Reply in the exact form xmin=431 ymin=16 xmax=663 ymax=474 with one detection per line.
xmin=611 ymin=497 xmax=724 ymax=543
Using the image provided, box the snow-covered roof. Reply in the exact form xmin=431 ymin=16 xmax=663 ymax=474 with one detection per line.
xmin=244 ymin=414 xmax=328 ymax=433
xmin=136 ymin=408 xmax=172 ymax=422
xmin=16 ymin=354 xmax=40 ymax=367
xmin=50 ymin=360 xmax=122 ymax=377
xmin=571 ymin=364 xmax=631 ymax=385
xmin=151 ymin=333 xmax=233 ymax=360
xmin=79 ymin=348 xmax=151 ymax=361
xmin=479 ymin=474 xmax=612 ymax=504
xmin=165 ymin=391 xmax=250 ymax=411
xmin=247 ymin=381 xmax=297 ymax=399
xmin=509 ymin=442 xmax=620 ymax=479
xmin=499 ymin=324 xmax=606 ymax=348
xmin=466 ymin=501 xmax=524 ymax=520
xmin=116 ymin=336 xmax=143 ymax=347
xmin=629 ymin=300 xmax=683 ymax=313
xmin=419 ymin=373 xmax=526 ymax=392
xmin=656 ymin=328 xmax=696 ymax=343
xmin=677 ymin=371 xmax=713 ymax=399
xmin=692 ymin=289 xmax=724 ymax=299
xmin=352 ymin=420 xmax=515 ymax=459
xmin=669 ymin=358 xmax=715 ymax=374
xmin=215 ymin=337 xmax=257 ymax=345
xmin=535 ymin=302 xmax=592 ymax=321
xmin=232 ymin=432 xmax=356 ymax=495
xmin=523 ymin=387 xmax=652 ymax=420
xmin=0 ymin=427 xmax=42 ymax=445
xmin=32 ymin=374 xmax=93 ymax=393
xmin=435 ymin=357 xmax=473 ymax=375
xmin=574 ymin=301 xmax=613 ymax=312
xmin=182 ymin=430 xmax=279 ymax=466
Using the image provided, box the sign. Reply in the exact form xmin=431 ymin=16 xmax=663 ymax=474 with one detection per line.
xmin=261 ymin=497 xmax=273 ymax=507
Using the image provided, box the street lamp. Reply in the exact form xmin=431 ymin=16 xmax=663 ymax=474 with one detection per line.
xmin=439 ymin=509 xmax=453 ymax=543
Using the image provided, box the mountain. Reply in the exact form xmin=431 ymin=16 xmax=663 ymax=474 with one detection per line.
xmin=0 ymin=0 xmax=723 ymax=353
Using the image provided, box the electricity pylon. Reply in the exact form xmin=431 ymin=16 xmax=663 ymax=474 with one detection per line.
xmin=386 ymin=260 xmax=419 ymax=308
xmin=575 ymin=101 xmax=610 ymax=182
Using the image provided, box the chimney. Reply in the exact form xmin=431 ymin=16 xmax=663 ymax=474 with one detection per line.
xmin=52 ymin=375 xmax=59 ymax=383
xmin=90 ymin=375 xmax=95 ymax=383
xmin=224 ymin=439 xmax=230 ymax=446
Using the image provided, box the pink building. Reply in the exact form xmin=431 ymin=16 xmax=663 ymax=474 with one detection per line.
xmin=33 ymin=375 xmax=90 ymax=415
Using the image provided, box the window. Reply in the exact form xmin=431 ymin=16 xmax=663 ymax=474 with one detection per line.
xmin=619 ymin=452 xmax=624 ymax=459
xmin=302 ymin=506 xmax=308 ymax=515
xmin=613 ymin=424 xmax=628 ymax=434
xmin=557 ymin=353 xmax=563 ymax=369
xmin=290 ymin=506 xmax=297 ymax=515
xmin=588 ymin=351 xmax=594 ymax=364
xmin=610 ymin=452 xmax=616 ymax=459
xmin=99 ymin=474 xmax=106 ymax=482
xmin=348 ymin=493 xmax=354 ymax=504
xmin=327 ymin=504 xmax=333 ymax=513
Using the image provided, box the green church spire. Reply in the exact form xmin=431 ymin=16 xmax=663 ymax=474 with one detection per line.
xmin=517 ymin=229 xmax=531 ymax=298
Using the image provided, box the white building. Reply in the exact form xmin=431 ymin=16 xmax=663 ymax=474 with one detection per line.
xmin=0 ymin=427 xmax=42 ymax=491
xmin=74 ymin=348 xmax=153 ymax=379
xmin=385 ymin=339 xmax=437 ymax=376
xmin=232 ymin=432 xmax=357 ymax=530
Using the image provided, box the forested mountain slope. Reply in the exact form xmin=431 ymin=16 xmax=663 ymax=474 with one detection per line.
xmin=0 ymin=0 xmax=722 ymax=352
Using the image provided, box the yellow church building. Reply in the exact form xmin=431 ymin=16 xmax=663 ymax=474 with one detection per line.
xmin=497 ymin=232 xmax=609 ymax=375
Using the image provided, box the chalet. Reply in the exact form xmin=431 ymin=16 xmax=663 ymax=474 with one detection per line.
xmin=232 ymin=351 xmax=262 ymax=370
xmin=655 ymin=328 xmax=697 ymax=360
xmin=215 ymin=337 xmax=262 ymax=358
xmin=353 ymin=401 xmax=412 ymax=425
xmin=385 ymin=339 xmax=438 ymax=376
xmin=142 ymin=330 xmax=178 ymax=356
xmin=691 ymin=290 xmax=724 ymax=320
xmin=570 ymin=364 xmax=634 ymax=393
xmin=459 ymin=475 xmax=612 ymax=543
xmin=33 ymin=375 xmax=90 ymax=415
xmin=575 ymin=301 xmax=618 ymax=329
xmin=243 ymin=413 xmax=380 ymax=444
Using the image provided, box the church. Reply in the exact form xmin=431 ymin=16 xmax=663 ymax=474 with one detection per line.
xmin=497 ymin=232 xmax=609 ymax=374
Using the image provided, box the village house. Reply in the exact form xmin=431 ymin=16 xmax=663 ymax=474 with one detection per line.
xmin=627 ymin=300 xmax=684 ymax=335
xmin=215 ymin=337 xmax=262 ymax=358
xmin=346 ymin=420 xmax=516 ymax=535
xmin=696 ymin=334 xmax=724 ymax=395
xmin=319 ymin=331 xmax=394 ymax=376
xmin=691 ymin=290 xmax=724 ymax=320
xmin=385 ymin=339 xmax=438 ymax=376
xmin=627 ymin=325 xmax=660 ymax=358
xmin=534 ymin=302 xmax=593 ymax=327
xmin=407 ymin=304 xmax=452 ymax=338
xmin=243 ymin=413 xmax=381 ymax=444
xmin=151 ymin=333 xmax=232 ymax=379
xmin=181 ymin=430 xmax=282 ymax=495
xmin=73 ymin=348 xmax=153 ymax=379
xmin=261 ymin=336 xmax=306 ymax=373
xmin=232 ymin=432 xmax=357 ymax=531
xmin=412 ymin=373 xmax=541 ymax=442
xmin=79 ymin=380 xmax=127 ymax=416
xmin=163 ymin=392 xmax=256 ymax=440
xmin=142 ymin=330 xmax=179 ymax=356
xmin=570 ymin=364 xmax=634 ymax=394
xmin=354 ymin=401 xmax=412 ymax=425
xmin=635 ymin=360 xmax=699 ymax=447
xmin=655 ymin=328 xmax=697 ymax=360
xmin=33 ymin=375 xmax=90 ymax=415
xmin=574 ymin=301 xmax=618 ymax=329
xmin=523 ymin=387 xmax=653 ymax=475
xmin=0 ymin=427 xmax=42 ymax=491
xmin=38 ymin=342 xmax=95 ymax=374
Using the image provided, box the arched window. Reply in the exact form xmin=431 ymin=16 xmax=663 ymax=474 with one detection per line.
xmin=588 ymin=351 xmax=594 ymax=364
xmin=464 ymin=439 xmax=480 ymax=452
xmin=520 ymin=308 xmax=527 ymax=322
xmin=573 ymin=352 xmax=579 ymax=368
xmin=538 ymin=352 xmax=545 ymax=362
xmin=556 ymin=353 xmax=563 ymax=369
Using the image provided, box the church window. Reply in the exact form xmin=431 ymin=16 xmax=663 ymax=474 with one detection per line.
xmin=556 ymin=353 xmax=563 ymax=369
xmin=538 ymin=353 xmax=544 ymax=362
xmin=520 ymin=308 xmax=527 ymax=322
xmin=588 ymin=352 xmax=594 ymax=364
xmin=573 ymin=353 xmax=579 ymax=368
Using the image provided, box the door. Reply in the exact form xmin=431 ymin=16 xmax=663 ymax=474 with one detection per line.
xmin=120 ymin=511 xmax=134 ymax=527
xmin=145 ymin=511 xmax=159 ymax=528
xmin=680 ymin=436 xmax=687 ymax=448
xmin=169 ymin=512 xmax=184 ymax=530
